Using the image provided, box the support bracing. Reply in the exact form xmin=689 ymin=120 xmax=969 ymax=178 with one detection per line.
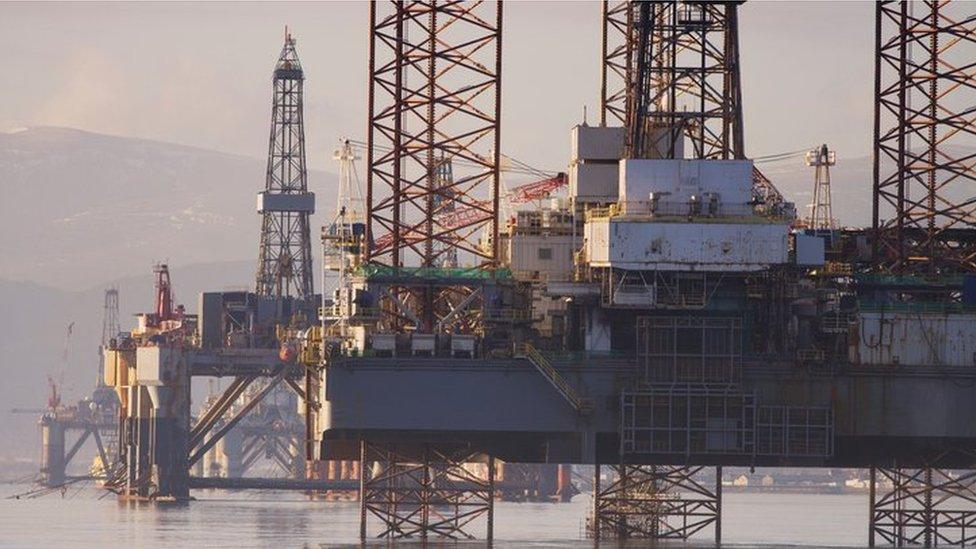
xmin=366 ymin=0 xmax=503 ymax=332
xmin=601 ymin=0 xmax=635 ymax=126
xmin=870 ymin=466 xmax=976 ymax=547
xmin=359 ymin=440 xmax=495 ymax=540
xmin=188 ymin=367 xmax=290 ymax=467
xmin=589 ymin=463 xmax=721 ymax=542
xmin=872 ymin=0 xmax=976 ymax=274
xmin=603 ymin=0 xmax=744 ymax=160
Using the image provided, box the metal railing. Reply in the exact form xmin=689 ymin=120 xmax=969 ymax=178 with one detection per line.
xmin=521 ymin=343 xmax=593 ymax=414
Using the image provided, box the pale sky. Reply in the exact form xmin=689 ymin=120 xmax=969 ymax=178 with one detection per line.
xmin=0 ymin=1 xmax=876 ymax=171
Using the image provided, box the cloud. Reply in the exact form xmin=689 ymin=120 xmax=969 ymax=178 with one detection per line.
xmin=34 ymin=48 xmax=133 ymax=135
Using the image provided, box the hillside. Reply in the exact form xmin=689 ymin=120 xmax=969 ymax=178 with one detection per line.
xmin=0 ymin=127 xmax=337 ymax=290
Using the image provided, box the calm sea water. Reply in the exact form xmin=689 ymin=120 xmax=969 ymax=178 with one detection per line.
xmin=0 ymin=485 xmax=870 ymax=548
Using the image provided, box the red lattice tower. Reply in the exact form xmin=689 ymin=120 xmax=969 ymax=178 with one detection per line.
xmin=872 ymin=0 xmax=976 ymax=274
xmin=366 ymin=0 xmax=503 ymax=270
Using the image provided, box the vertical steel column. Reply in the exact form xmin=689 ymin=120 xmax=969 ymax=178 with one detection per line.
xmin=869 ymin=467 xmax=877 ymax=548
xmin=487 ymin=456 xmax=495 ymax=541
xmin=359 ymin=439 xmax=367 ymax=540
xmin=592 ymin=462 xmax=602 ymax=541
xmin=923 ymin=467 xmax=933 ymax=547
xmin=715 ymin=465 xmax=723 ymax=545
xmin=360 ymin=441 xmax=493 ymax=539
xmin=872 ymin=0 xmax=976 ymax=273
xmin=600 ymin=1 xmax=634 ymax=126
xmin=491 ymin=1 xmax=503 ymax=272
xmin=366 ymin=0 xmax=504 ymax=331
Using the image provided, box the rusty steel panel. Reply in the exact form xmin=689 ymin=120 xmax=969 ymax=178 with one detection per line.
xmin=852 ymin=312 xmax=976 ymax=367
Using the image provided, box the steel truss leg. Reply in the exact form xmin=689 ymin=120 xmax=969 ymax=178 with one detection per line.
xmin=359 ymin=440 xmax=494 ymax=540
xmin=589 ymin=463 xmax=721 ymax=541
xmin=870 ymin=466 xmax=976 ymax=547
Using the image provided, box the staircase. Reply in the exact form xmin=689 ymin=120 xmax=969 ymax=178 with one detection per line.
xmin=521 ymin=343 xmax=594 ymax=414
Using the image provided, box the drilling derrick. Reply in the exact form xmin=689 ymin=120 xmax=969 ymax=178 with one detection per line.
xmin=584 ymin=2 xmax=784 ymax=541
xmin=366 ymin=0 xmax=503 ymax=333
xmin=256 ymin=31 xmax=315 ymax=301
xmin=604 ymin=1 xmax=744 ymax=160
xmin=805 ymin=144 xmax=837 ymax=232
xmin=873 ymin=0 xmax=976 ymax=274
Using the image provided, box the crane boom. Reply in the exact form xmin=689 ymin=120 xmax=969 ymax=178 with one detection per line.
xmin=372 ymin=173 xmax=568 ymax=253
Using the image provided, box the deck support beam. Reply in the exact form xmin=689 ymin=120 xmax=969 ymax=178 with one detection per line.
xmin=589 ymin=463 xmax=721 ymax=542
xmin=359 ymin=440 xmax=494 ymax=540
xmin=870 ymin=465 xmax=976 ymax=547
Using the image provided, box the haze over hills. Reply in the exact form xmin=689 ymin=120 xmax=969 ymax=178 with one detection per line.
xmin=760 ymin=144 xmax=976 ymax=228
xmin=761 ymin=152 xmax=872 ymax=228
xmin=0 ymin=126 xmax=339 ymax=290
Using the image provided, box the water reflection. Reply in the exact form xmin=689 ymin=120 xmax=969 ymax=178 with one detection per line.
xmin=1 ymin=486 xmax=869 ymax=548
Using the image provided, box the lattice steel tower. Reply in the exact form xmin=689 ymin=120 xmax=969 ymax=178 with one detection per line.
xmin=873 ymin=0 xmax=976 ymax=274
xmin=806 ymin=144 xmax=837 ymax=231
xmin=366 ymin=1 xmax=502 ymax=269
xmin=433 ymin=156 xmax=459 ymax=269
xmin=256 ymin=31 xmax=315 ymax=300
xmin=603 ymin=1 xmax=744 ymax=160
xmin=101 ymin=287 xmax=120 ymax=349
xmin=366 ymin=0 xmax=503 ymax=330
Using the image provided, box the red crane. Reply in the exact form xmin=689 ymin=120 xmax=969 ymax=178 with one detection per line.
xmin=372 ymin=173 xmax=568 ymax=253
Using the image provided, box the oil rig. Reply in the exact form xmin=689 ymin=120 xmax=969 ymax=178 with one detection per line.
xmin=23 ymin=288 xmax=122 ymax=491
xmin=89 ymin=1 xmax=976 ymax=546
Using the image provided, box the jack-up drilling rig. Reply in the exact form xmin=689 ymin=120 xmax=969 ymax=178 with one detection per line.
xmin=95 ymin=2 xmax=976 ymax=546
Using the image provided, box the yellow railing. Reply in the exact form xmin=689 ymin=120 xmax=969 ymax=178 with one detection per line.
xmin=522 ymin=343 xmax=593 ymax=414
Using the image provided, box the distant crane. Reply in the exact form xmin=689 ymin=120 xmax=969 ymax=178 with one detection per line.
xmin=371 ymin=173 xmax=568 ymax=254
xmin=97 ymin=288 xmax=119 ymax=388
xmin=148 ymin=263 xmax=182 ymax=328
xmin=332 ymin=139 xmax=365 ymax=227
xmin=323 ymin=139 xmax=366 ymax=337
xmin=339 ymin=139 xmax=567 ymax=257
xmin=805 ymin=144 xmax=837 ymax=232
xmin=46 ymin=374 xmax=61 ymax=411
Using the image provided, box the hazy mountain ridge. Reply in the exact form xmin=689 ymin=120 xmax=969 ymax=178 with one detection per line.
xmin=0 ymin=126 xmax=337 ymax=290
